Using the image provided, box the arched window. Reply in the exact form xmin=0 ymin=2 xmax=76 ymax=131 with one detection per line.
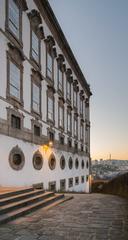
xmin=9 ymin=145 xmax=25 ymax=170
xmin=33 ymin=151 xmax=43 ymax=170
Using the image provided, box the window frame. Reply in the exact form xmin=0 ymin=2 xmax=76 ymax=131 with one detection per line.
xmin=73 ymin=90 xmax=77 ymax=109
xmin=7 ymin=57 xmax=23 ymax=103
xmin=31 ymin=81 xmax=41 ymax=115
xmin=30 ymin=29 xmax=41 ymax=66
xmin=46 ymin=51 xmax=54 ymax=82
xmin=67 ymin=111 xmax=72 ymax=134
xmin=67 ymin=80 xmax=71 ymax=101
xmin=58 ymin=103 xmax=64 ymax=129
xmin=74 ymin=117 xmax=78 ymax=137
xmin=58 ymin=68 xmax=63 ymax=93
xmin=47 ymin=95 xmax=54 ymax=122
xmin=6 ymin=0 xmax=23 ymax=44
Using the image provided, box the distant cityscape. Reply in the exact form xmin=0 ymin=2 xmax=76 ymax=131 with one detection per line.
xmin=91 ymin=159 xmax=128 ymax=180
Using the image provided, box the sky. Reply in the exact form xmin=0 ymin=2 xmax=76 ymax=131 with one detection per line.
xmin=49 ymin=0 xmax=128 ymax=160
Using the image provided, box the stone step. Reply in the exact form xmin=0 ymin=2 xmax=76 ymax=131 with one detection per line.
xmin=0 ymin=187 xmax=34 ymax=199
xmin=0 ymin=194 xmax=64 ymax=224
xmin=0 ymin=191 xmax=54 ymax=215
xmin=0 ymin=189 xmax=45 ymax=207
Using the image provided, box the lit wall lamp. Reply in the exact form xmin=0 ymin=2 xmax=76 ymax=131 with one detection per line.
xmin=42 ymin=140 xmax=53 ymax=154
xmin=49 ymin=141 xmax=53 ymax=148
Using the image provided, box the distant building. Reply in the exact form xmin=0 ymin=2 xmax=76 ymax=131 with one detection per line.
xmin=0 ymin=0 xmax=92 ymax=192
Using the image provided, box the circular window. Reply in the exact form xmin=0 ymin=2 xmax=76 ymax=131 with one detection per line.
xmin=81 ymin=159 xmax=85 ymax=169
xmin=49 ymin=154 xmax=56 ymax=170
xmin=60 ymin=156 xmax=66 ymax=170
xmin=9 ymin=145 xmax=25 ymax=170
xmin=33 ymin=151 xmax=43 ymax=170
xmin=86 ymin=161 xmax=89 ymax=169
xmin=68 ymin=157 xmax=73 ymax=169
xmin=75 ymin=158 xmax=79 ymax=169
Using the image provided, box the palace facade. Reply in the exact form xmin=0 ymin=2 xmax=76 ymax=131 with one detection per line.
xmin=0 ymin=0 xmax=92 ymax=192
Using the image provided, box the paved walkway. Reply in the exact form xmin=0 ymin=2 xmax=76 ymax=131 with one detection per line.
xmin=0 ymin=193 xmax=128 ymax=240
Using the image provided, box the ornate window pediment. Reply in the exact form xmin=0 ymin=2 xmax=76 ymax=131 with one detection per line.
xmin=8 ymin=42 xmax=25 ymax=64
xmin=28 ymin=9 xmax=42 ymax=27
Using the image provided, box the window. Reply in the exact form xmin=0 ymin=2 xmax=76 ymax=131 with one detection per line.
xmin=33 ymin=151 xmax=43 ymax=170
xmin=59 ymin=105 xmax=64 ymax=128
xmin=31 ymin=31 xmax=40 ymax=63
xmin=67 ymin=80 xmax=71 ymax=100
xmin=60 ymin=179 xmax=66 ymax=191
xmin=49 ymin=155 xmax=56 ymax=170
xmin=48 ymin=96 xmax=54 ymax=121
xmin=75 ymin=177 xmax=79 ymax=185
xmin=74 ymin=91 xmax=77 ymax=108
xmin=68 ymin=138 xmax=72 ymax=148
xmin=86 ymin=161 xmax=89 ymax=169
xmin=80 ymin=98 xmax=83 ymax=115
xmin=8 ymin=0 xmax=20 ymax=39
xmin=32 ymin=83 xmax=40 ymax=114
xmin=49 ymin=181 xmax=56 ymax=191
xmin=68 ymin=157 xmax=73 ymax=169
xmin=74 ymin=142 xmax=78 ymax=152
xmin=58 ymin=68 xmax=63 ymax=92
xmin=81 ymin=176 xmax=84 ymax=183
xmin=9 ymin=145 xmax=25 ymax=170
xmin=67 ymin=112 xmax=71 ymax=133
xmin=60 ymin=156 xmax=66 ymax=170
xmin=80 ymin=122 xmax=84 ymax=140
xmin=74 ymin=118 xmax=77 ymax=137
xmin=49 ymin=131 xmax=54 ymax=141
xmin=34 ymin=125 xmax=40 ymax=137
xmin=11 ymin=114 xmax=21 ymax=129
xmin=75 ymin=158 xmax=79 ymax=169
xmin=81 ymin=144 xmax=84 ymax=152
xmin=47 ymin=52 xmax=53 ymax=79
xmin=68 ymin=178 xmax=73 ymax=188
xmin=81 ymin=160 xmax=85 ymax=169
xmin=9 ymin=61 xmax=21 ymax=100
xmin=60 ymin=135 xmax=64 ymax=145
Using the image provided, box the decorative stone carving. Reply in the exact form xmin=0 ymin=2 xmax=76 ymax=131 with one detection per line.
xmin=7 ymin=42 xmax=25 ymax=64
xmin=28 ymin=9 xmax=42 ymax=26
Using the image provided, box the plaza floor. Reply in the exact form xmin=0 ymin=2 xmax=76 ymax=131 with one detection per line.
xmin=0 ymin=193 xmax=128 ymax=240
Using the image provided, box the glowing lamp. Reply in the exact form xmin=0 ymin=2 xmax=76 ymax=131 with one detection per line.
xmin=49 ymin=141 xmax=53 ymax=148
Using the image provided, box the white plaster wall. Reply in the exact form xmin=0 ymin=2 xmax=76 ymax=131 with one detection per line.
xmin=0 ymin=134 xmax=89 ymax=192
xmin=0 ymin=0 xmax=5 ymax=31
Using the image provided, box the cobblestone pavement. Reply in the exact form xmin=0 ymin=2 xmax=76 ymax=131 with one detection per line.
xmin=0 ymin=193 xmax=128 ymax=240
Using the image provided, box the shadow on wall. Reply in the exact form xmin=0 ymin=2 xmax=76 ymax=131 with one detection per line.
xmin=92 ymin=172 xmax=128 ymax=199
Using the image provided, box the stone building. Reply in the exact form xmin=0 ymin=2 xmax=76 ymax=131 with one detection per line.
xmin=0 ymin=0 xmax=92 ymax=192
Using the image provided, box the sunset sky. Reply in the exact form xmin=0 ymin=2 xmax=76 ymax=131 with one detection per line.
xmin=49 ymin=0 xmax=128 ymax=160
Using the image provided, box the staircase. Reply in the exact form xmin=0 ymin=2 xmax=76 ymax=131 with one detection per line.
xmin=0 ymin=187 xmax=65 ymax=224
